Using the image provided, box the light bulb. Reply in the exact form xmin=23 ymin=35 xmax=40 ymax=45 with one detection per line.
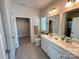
xmin=53 ymin=9 xmax=57 ymax=13
xmin=65 ymin=1 xmax=73 ymax=8
xmin=76 ymin=0 xmax=79 ymax=2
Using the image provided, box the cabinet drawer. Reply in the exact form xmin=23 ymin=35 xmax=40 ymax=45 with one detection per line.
xmin=69 ymin=55 xmax=79 ymax=59
xmin=41 ymin=38 xmax=50 ymax=55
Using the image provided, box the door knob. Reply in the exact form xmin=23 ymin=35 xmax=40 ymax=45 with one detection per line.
xmin=61 ymin=56 xmax=63 ymax=58
xmin=12 ymin=36 xmax=15 ymax=39
xmin=6 ymin=49 xmax=10 ymax=54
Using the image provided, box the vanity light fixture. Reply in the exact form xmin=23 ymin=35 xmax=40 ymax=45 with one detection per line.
xmin=65 ymin=0 xmax=73 ymax=8
xmin=76 ymin=0 xmax=79 ymax=2
xmin=52 ymin=8 xmax=57 ymax=13
xmin=65 ymin=0 xmax=75 ymax=8
xmin=49 ymin=8 xmax=57 ymax=15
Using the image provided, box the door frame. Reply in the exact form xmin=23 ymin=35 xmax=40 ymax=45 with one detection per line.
xmin=0 ymin=33 xmax=7 ymax=59
xmin=13 ymin=16 xmax=32 ymax=47
xmin=0 ymin=13 xmax=8 ymax=59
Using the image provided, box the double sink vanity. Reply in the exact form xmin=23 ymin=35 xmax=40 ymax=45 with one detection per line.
xmin=41 ymin=34 xmax=79 ymax=59
xmin=40 ymin=8 xmax=79 ymax=59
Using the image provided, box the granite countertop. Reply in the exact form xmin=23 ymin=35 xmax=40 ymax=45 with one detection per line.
xmin=41 ymin=34 xmax=79 ymax=58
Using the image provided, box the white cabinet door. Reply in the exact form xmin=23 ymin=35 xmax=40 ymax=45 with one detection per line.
xmin=50 ymin=46 xmax=62 ymax=59
xmin=41 ymin=38 xmax=46 ymax=51
xmin=41 ymin=38 xmax=48 ymax=53
xmin=69 ymin=55 xmax=78 ymax=59
xmin=50 ymin=46 xmax=55 ymax=59
xmin=45 ymin=42 xmax=50 ymax=56
xmin=47 ymin=45 xmax=51 ymax=58
xmin=41 ymin=38 xmax=51 ymax=57
xmin=62 ymin=55 xmax=69 ymax=59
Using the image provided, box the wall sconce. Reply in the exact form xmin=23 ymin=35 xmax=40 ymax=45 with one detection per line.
xmin=65 ymin=0 xmax=75 ymax=8
xmin=76 ymin=0 xmax=79 ymax=2
xmin=49 ymin=8 xmax=58 ymax=15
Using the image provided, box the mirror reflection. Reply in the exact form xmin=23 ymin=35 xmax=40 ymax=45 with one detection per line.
xmin=49 ymin=14 xmax=59 ymax=34
xmin=41 ymin=16 xmax=46 ymax=34
xmin=64 ymin=9 xmax=79 ymax=39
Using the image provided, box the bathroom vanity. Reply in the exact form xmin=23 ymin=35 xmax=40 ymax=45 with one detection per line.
xmin=41 ymin=34 xmax=79 ymax=59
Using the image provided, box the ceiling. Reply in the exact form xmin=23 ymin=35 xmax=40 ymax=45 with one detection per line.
xmin=11 ymin=0 xmax=53 ymax=10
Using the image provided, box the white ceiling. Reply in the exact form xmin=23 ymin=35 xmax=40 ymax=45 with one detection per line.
xmin=11 ymin=0 xmax=53 ymax=10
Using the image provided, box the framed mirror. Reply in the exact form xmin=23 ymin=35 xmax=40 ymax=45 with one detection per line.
xmin=63 ymin=8 xmax=79 ymax=39
xmin=49 ymin=14 xmax=59 ymax=34
xmin=34 ymin=26 xmax=38 ymax=35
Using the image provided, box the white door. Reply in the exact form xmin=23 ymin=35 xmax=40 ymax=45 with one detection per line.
xmin=71 ymin=17 xmax=79 ymax=38
xmin=0 ymin=0 xmax=16 ymax=59
xmin=0 ymin=14 xmax=8 ymax=59
xmin=10 ymin=17 xmax=19 ymax=51
xmin=13 ymin=17 xmax=19 ymax=48
xmin=0 ymin=8 xmax=15 ymax=59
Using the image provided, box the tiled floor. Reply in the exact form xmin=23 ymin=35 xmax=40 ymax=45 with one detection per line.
xmin=15 ymin=37 xmax=49 ymax=59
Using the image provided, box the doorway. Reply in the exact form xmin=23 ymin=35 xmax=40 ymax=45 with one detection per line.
xmin=49 ymin=20 xmax=53 ymax=33
xmin=16 ymin=17 xmax=30 ymax=46
xmin=65 ymin=17 xmax=72 ymax=37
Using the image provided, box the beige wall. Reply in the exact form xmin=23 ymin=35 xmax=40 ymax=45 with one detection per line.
xmin=40 ymin=0 xmax=79 ymax=35
xmin=11 ymin=3 xmax=40 ymax=43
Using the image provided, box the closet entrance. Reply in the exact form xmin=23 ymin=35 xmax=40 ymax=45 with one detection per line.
xmin=16 ymin=17 xmax=30 ymax=45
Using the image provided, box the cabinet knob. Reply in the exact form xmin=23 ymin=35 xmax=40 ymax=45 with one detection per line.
xmin=61 ymin=56 xmax=63 ymax=58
